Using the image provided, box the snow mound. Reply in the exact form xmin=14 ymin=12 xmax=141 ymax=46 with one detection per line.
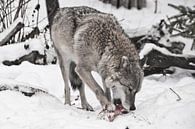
xmin=0 ymin=78 xmax=49 ymax=96
xmin=0 ymin=39 xmax=44 ymax=63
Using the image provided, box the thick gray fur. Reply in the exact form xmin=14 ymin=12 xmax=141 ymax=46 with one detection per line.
xmin=51 ymin=6 xmax=144 ymax=111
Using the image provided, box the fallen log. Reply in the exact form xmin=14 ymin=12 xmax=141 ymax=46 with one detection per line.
xmin=141 ymin=49 xmax=195 ymax=76
xmin=2 ymin=51 xmax=46 ymax=66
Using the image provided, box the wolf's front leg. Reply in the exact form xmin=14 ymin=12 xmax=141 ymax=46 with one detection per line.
xmin=78 ymin=83 xmax=94 ymax=111
xmin=75 ymin=65 xmax=115 ymax=111
xmin=102 ymin=80 xmax=111 ymax=102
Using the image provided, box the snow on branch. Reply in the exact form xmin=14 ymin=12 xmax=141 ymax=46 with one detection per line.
xmin=0 ymin=18 xmax=24 ymax=46
xmin=139 ymin=43 xmax=195 ymax=60
xmin=0 ymin=39 xmax=45 ymax=65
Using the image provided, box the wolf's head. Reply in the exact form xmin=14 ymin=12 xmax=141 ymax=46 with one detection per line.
xmin=105 ymin=56 xmax=144 ymax=111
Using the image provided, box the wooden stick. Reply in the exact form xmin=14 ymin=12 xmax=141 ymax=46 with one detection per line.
xmin=0 ymin=22 xmax=24 ymax=46
xmin=169 ymin=88 xmax=182 ymax=101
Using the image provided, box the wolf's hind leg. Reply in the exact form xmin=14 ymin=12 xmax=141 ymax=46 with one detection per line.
xmin=56 ymin=50 xmax=71 ymax=105
xmin=69 ymin=61 xmax=93 ymax=111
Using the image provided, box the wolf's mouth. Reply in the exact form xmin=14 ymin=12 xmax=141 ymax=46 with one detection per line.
xmin=114 ymin=98 xmax=129 ymax=114
xmin=106 ymin=104 xmax=128 ymax=122
xmin=115 ymin=104 xmax=129 ymax=114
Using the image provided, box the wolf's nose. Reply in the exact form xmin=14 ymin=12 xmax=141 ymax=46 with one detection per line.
xmin=130 ymin=105 xmax=136 ymax=111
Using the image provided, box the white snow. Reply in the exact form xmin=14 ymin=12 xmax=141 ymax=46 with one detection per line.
xmin=0 ymin=62 xmax=195 ymax=129
xmin=0 ymin=0 xmax=195 ymax=129
xmin=139 ymin=43 xmax=195 ymax=59
xmin=0 ymin=39 xmax=45 ymax=63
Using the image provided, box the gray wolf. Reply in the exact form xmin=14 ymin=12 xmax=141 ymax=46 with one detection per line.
xmin=51 ymin=6 xmax=143 ymax=112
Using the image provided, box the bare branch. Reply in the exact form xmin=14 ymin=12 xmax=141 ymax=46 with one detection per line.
xmin=0 ymin=22 xmax=24 ymax=46
xmin=14 ymin=0 xmax=25 ymax=21
xmin=169 ymin=88 xmax=182 ymax=101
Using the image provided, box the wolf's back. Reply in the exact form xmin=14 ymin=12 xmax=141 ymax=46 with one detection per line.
xmin=51 ymin=6 xmax=103 ymax=47
xmin=52 ymin=7 xmax=101 ymax=32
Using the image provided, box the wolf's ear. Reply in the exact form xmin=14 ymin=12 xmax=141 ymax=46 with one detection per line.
xmin=121 ymin=56 xmax=129 ymax=68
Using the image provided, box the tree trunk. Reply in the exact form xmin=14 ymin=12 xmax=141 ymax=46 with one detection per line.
xmin=100 ymin=0 xmax=111 ymax=3
xmin=99 ymin=0 xmax=146 ymax=9
xmin=154 ymin=0 xmax=158 ymax=13
xmin=14 ymin=0 xmax=24 ymax=20
xmin=45 ymin=0 xmax=60 ymax=28
xmin=111 ymin=0 xmax=120 ymax=8
xmin=131 ymin=0 xmax=137 ymax=8
xmin=121 ymin=0 xmax=131 ymax=9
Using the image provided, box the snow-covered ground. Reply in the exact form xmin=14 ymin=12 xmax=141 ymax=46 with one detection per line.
xmin=0 ymin=62 xmax=195 ymax=129
xmin=0 ymin=0 xmax=195 ymax=129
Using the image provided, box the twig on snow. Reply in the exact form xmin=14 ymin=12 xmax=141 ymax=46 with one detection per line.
xmin=169 ymin=88 xmax=182 ymax=101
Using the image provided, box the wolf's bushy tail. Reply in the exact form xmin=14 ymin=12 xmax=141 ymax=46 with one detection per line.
xmin=69 ymin=61 xmax=83 ymax=90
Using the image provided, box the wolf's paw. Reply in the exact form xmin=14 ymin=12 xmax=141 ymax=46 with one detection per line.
xmin=97 ymin=103 xmax=115 ymax=121
xmin=82 ymin=102 xmax=94 ymax=111
xmin=103 ymin=103 xmax=116 ymax=112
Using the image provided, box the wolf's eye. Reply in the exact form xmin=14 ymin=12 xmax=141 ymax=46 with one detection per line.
xmin=112 ymin=85 xmax=116 ymax=89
